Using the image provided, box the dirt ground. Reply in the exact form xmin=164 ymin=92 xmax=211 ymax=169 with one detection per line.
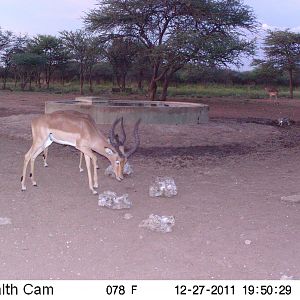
xmin=0 ymin=90 xmax=300 ymax=280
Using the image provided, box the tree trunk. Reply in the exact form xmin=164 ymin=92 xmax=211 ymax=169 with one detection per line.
xmin=20 ymin=75 xmax=26 ymax=91
xmin=116 ymin=74 xmax=121 ymax=89
xmin=288 ymin=68 xmax=293 ymax=99
xmin=2 ymin=69 xmax=8 ymax=90
xmin=160 ymin=73 xmax=170 ymax=101
xmin=61 ymin=74 xmax=65 ymax=86
xmin=148 ymin=63 xmax=160 ymax=100
xmin=89 ymin=69 xmax=93 ymax=93
xmin=46 ymin=74 xmax=50 ymax=89
xmin=14 ymin=75 xmax=18 ymax=88
xmin=121 ymin=73 xmax=126 ymax=92
xmin=2 ymin=78 xmax=6 ymax=90
xmin=149 ymin=79 xmax=157 ymax=100
xmin=137 ymin=70 xmax=143 ymax=90
xmin=37 ymin=73 xmax=42 ymax=89
xmin=80 ymin=63 xmax=84 ymax=95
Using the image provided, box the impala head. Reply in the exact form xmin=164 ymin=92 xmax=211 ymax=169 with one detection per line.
xmin=107 ymin=117 xmax=141 ymax=181
xmin=104 ymin=147 xmax=126 ymax=181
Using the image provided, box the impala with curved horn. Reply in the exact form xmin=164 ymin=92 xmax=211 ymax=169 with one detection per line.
xmin=21 ymin=111 xmax=141 ymax=194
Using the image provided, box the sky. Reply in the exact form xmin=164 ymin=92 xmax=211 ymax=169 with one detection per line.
xmin=0 ymin=0 xmax=299 ymax=69
xmin=1 ymin=0 xmax=299 ymax=36
xmin=0 ymin=0 xmax=96 ymax=35
xmin=244 ymin=0 xmax=300 ymax=32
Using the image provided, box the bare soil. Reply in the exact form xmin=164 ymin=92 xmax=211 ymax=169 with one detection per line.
xmin=0 ymin=90 xmax=300 ymax=279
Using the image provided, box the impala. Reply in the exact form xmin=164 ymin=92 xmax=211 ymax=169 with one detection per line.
xmin=43 ymin=111 xmax=126 ymax=172
xmin=21 ymin=110 xmax=141 ymax=194
xmin=264 ymin=87 xmax=279 ymax=100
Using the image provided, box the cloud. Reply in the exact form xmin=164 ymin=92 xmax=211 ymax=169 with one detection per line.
xmin=261 ymin=23 xmax=300 ymax=33
xmin=261 ymin=23 xmax=276 ymax=31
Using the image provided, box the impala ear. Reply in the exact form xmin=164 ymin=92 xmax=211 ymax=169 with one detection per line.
xmin=105 ymin=147 xmax=114 ymax=155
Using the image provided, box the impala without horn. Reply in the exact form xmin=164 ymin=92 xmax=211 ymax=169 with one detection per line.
xmin=21 ymin=111 xmax=141 ymax=194
xmin=264 ymin=87 xmax=279 ymax=100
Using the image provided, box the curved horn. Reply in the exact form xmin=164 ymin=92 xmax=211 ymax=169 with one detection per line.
xmin=125 ymin=118 xmax=141 ymax=158
xmin=109 ymin=117 xmax=124 ymax=157
xmin=119 ymin=117 xmax=126 ymax=145
xmin=109 ymin=117 xmax=126 ymax=145
xmin=109 ymin=117 xmax=121 ymax=145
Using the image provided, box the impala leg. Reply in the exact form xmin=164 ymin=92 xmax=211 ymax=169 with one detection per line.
xmin=21 ymin=146 xmax=33 ymax=191
xmin=43 ymin=147 xmax=49 ymax=167
xmin=30 ymin=144 xmax=47 ymax=186
xmin=21 ymin=140 xmax=44 ymax=190
xmin=92 ymin=156 xmax=98 ymax=189
xmin=79 ymin=152 xmax=84 ymax=172
xmin=83 ymin=154 xmax=97 ymax=194
xmin=30 ymin=158 xmax=37 ymax=186
xmin=79 ymin=151 xmax=98 ymax=172
xmin=78 ymin=147 xmax=98 ymax=193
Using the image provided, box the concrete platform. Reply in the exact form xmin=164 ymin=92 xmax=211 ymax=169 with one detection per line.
xmin=45 ymin=97 xmax=209 ymax=125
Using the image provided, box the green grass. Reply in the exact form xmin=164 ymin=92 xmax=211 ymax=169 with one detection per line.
xmin=164 ymin=84 xmax=300 ymax=99
xmin=2 ymin=81 xmax=300 ymax=99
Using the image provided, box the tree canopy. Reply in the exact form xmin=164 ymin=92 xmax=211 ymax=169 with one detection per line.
xmin=253 ymin=29 xmax=300 ymax=98
xmin=85 ymin=0 xmax=257 ymax=99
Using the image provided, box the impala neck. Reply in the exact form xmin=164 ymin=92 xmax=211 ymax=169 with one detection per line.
xmin=92 ymin=138 xmax=117 ymax=162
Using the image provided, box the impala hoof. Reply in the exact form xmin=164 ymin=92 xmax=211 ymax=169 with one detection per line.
xmin=21 ymin=186 xmax=26 ymax=191
xmin=32 ymin=182 xmax=37 ymax=187
xmin=79 ymin=168 xmax=84 ymax=173
xmin=92 ymin=189 xmax=98 ymax=195
xmin=44 ymin=163 xmax=48 ymax=167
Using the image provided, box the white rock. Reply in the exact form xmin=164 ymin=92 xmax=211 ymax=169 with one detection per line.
xmin=281 ymin=195 xmax=300 ymax=203
xmin=0 ymin=217 xmax=11 ymax=225
xmin=124 ymin=213 xmax=133 ymax=220
xmin=104 ymin=162 xmax=133 ymax=178
xmin=98 ymin=191 xmax=132 ymax=209
xmin=139 ymin=214 xmax=175 ymax=233
xmin=149 ymin=177 xmax=177 ymax=198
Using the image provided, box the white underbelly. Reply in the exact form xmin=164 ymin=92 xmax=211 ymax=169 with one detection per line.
xmin=48 ymin=133 xmax=76 ymax=147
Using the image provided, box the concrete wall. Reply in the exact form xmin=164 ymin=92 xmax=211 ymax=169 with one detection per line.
xmin=45 ymin=98 xmax=209 ymax=125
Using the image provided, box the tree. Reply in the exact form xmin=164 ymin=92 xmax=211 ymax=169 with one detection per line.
xmin=85 ymin=0 xmax=257 ymax=100
xmin=12 ymin=53 xmax=46 ymax=90
xmin=1 ymin=33 xmax=28 ymax=89
xmin=0 ymin=29 xmax=14 ymax=88
xmin=105 ymin=37 xmax=138 ymax=91
xmin=159 ymin=30 xmax=255 ymax=100
xmin=29 ymin=35 xmax=66 ymax=89
xmin=85 ymin=36 xmax=103 ymax=92
xmin=255 ymin=30 xmax=300 ymax=98
xmin=60 ymin=30 xmax=102 ymax=94
xmin=0 ymin=28 xmax=13 ymax=51
xmin=251 ymin=58 xmax=283 ymax=85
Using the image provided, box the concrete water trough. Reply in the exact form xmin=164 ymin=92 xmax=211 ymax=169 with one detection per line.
xmin=45 ymin=97 xmax=209 ymax=125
